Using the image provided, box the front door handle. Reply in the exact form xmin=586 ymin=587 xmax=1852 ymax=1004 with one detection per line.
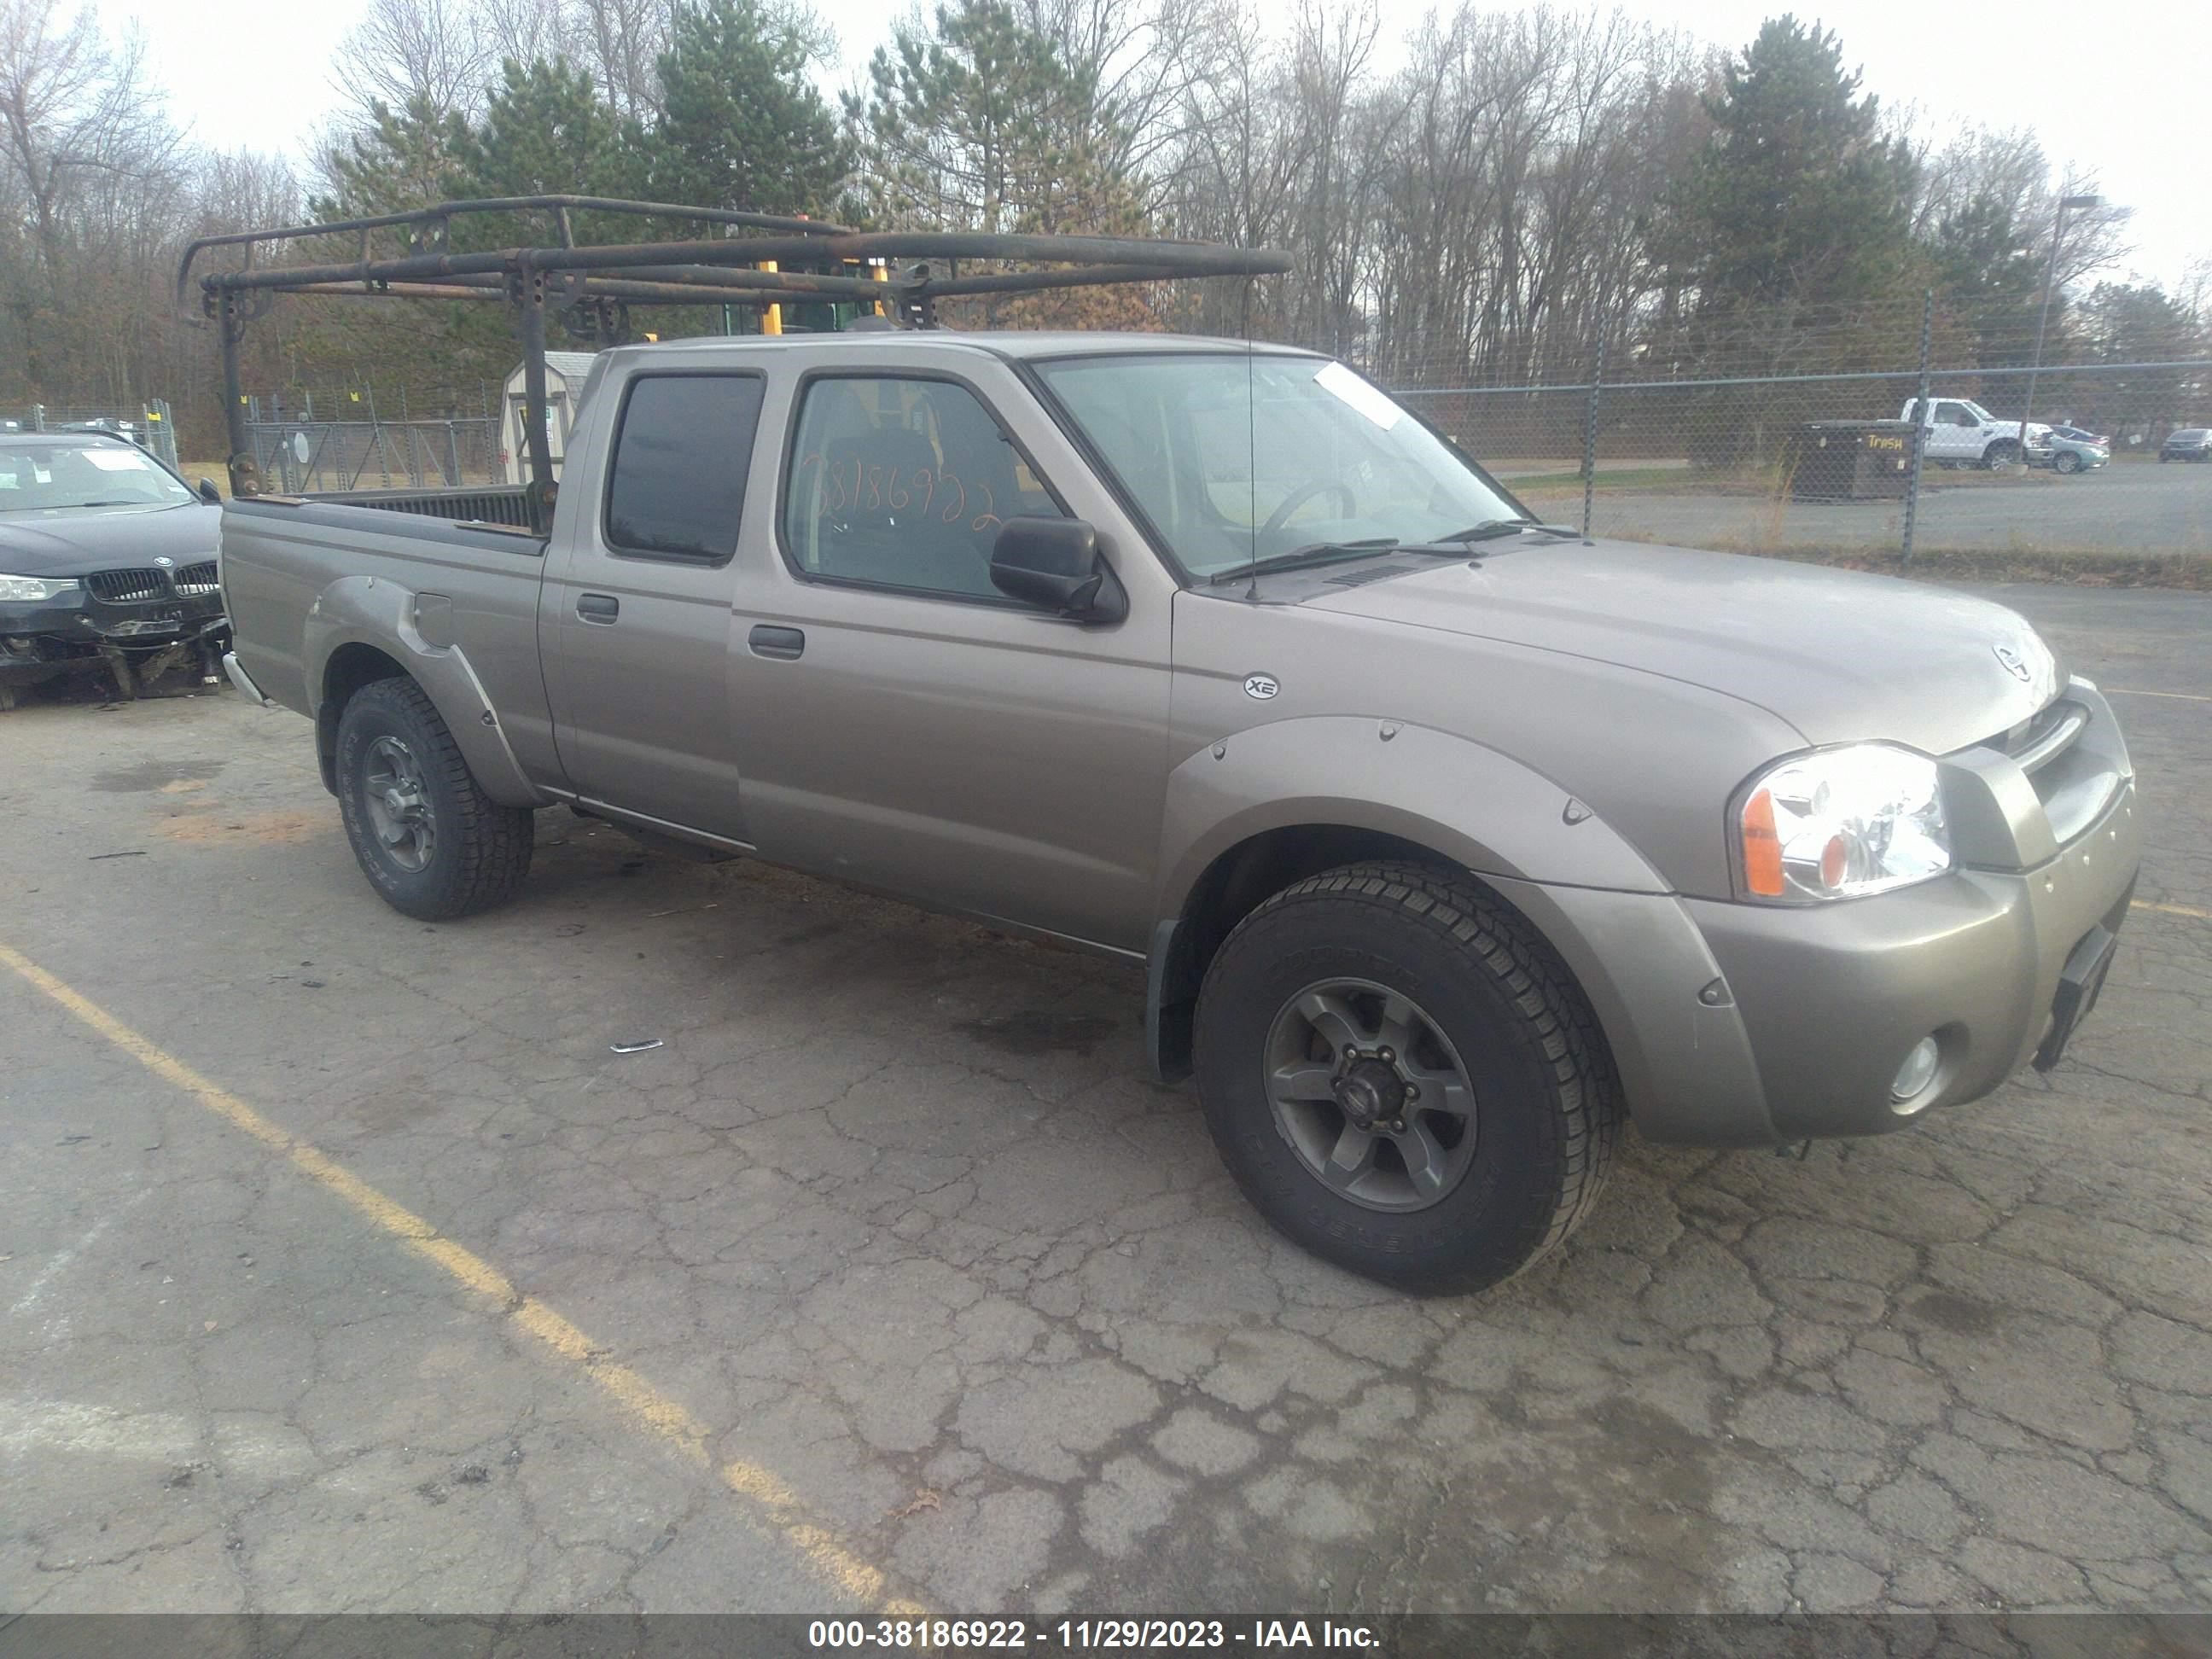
xmin=577 ymin=593 xmax=620 ymax=623
xmin=748 ymin=625 xmax=805 ymax=660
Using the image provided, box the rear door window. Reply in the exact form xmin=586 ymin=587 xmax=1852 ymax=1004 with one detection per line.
xmin=603 ymin=373 xmax=766 ymax=563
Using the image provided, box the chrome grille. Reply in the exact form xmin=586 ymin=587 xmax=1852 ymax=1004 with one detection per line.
xmin=1994 ymin=699 xmax=2087 ymax=777
xmin=85 ymin=568 xmax=166 ymax=602
xmin=172 ymin=561 xmax=220 ymax=596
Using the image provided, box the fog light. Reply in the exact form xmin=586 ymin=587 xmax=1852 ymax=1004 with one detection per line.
xmin=1889 ymin=1036 xmax=1941 ymax=1103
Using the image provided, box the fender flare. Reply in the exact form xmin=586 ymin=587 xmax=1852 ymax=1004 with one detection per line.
xmin=303 ymin=574 xmax=544 ymax=807
xmin=1155 ymin=715 xmax=1670 ymax=921
xmin=1142 ymin=717 xmax=1685 ymax=1088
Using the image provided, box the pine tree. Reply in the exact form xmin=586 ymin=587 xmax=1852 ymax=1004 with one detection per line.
xmin=311 ymin=95 xmax=470 ymax=219
xmin=848 ymin=0 xmax=1156 ymax=326
xmin=1928 ymin=191 xmax=2045 ymax=359
xmin=1663 ymin=15 xmax=1918 ymax=318
xmin=640 ymin=0 xmax=849 ymax=216
xmin=454 ymin=58 xmax=626 ymax=206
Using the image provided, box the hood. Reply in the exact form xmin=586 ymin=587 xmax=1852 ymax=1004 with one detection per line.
xmin=0 ymin=503 xmax=220 ymax=577
xmin=1301 ymin=539 xmax=2060 ymax=754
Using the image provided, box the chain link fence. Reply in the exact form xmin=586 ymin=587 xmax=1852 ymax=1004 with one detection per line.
xmin=1377 ymin=290 xmax=2212 ymax=568
xmin=0 ymin=400 xmax=182 ymax=471
xmin=240 ymin=386 xmax=501 ymax=494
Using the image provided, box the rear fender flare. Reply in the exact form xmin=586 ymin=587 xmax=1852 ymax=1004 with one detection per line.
xmin=304 ymin=574 xmax=542 ymax=807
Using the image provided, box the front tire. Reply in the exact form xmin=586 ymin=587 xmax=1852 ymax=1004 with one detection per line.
xmin=1982 ymin=439 xmax=2021 ymax=469
xmin=335 ymin=677 xmax=533 ymax=920
xmin=1193 ymin=862 xmax=1620 ymax=1295
xmin=2053 ymin=450 xmax=2082 ymax=474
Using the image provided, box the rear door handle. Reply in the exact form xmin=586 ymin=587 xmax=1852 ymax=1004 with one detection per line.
xmin=577 ymin=593 xmax=620 ymax=623
xmin=748 ymin=625 xmax=805 ymax=660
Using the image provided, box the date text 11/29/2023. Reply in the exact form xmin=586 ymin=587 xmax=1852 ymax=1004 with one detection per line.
xmin=807 ymin=1619 xmax=1384 ymax=1650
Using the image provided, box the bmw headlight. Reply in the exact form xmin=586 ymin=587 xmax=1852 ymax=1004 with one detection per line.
xmin=1736 ymin=744 xmax=1951 ymax=902
xmin=0 ymin=573 xmax=80 ymax=603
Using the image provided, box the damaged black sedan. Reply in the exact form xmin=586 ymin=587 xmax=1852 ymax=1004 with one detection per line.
xmin=0 ymin=432 xmax=229 ymax=707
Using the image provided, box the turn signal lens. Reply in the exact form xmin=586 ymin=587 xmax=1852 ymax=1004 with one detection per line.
xmin=1742 ymin=788 xmax=1784 ymax=896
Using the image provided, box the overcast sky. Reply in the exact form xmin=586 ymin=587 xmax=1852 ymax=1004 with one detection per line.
xmin=100 ymin=0 xmax=2206 ymax=290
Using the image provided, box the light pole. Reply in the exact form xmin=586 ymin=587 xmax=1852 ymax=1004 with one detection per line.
xmin=2017 ymin=192 xmax=2102 ymax=469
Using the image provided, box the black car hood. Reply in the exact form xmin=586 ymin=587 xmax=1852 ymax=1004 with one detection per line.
xmin=0 ymin=504 xmax=219 ymax=576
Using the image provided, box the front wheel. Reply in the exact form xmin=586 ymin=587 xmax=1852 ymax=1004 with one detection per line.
xmin=1982 ymin=439 xmax=2021 ymax=469
xmin=335 ymin=677 xmax=533 ymax=919
xmin=2053 ymin=450 xmax=2082 ymax=474
xmin=1194 ymin=862 xmax=1620 ymax=1295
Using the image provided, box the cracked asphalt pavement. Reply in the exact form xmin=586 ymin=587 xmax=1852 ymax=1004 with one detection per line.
xmin=2 ymin=582 xmax=2208 ymax=1618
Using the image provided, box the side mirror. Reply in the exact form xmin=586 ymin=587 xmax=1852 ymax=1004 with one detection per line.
xmin=197 ymin=478 xmax=222 ymax=504
xmin=990 ymin=516 xmax=1126 ymax=622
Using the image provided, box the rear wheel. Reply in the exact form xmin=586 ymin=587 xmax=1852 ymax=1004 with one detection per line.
xmin=335 ymin=677 xmax=533 ymax=919
xmin=1194 ymin=862 xmax=1620 ymax=1295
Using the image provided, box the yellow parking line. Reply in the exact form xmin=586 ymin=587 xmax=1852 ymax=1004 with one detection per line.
xmin=0 ymin=940 xmax=923 ymax=1615
xmin=2133 ymin=899 xmax=2212 ymax=921
xmin=2107 ymin=687 xmax=2212 ymax=703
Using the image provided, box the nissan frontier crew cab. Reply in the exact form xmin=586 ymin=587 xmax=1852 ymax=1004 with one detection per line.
xmin=218 ymin=331 xmax=2139 ymax=1294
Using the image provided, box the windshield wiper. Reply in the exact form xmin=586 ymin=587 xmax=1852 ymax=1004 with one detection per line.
xmin=1208 ymin=538 xmax=1399 ymax=584
xmin=1433 ymin=519 xmax=1583 ymax=543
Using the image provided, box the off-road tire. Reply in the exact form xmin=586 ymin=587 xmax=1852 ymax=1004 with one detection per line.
xmin=1194 ymin=861 xmax=1621 ymax=1295
xmin=335 ymin=677 xmax=533 ymax=920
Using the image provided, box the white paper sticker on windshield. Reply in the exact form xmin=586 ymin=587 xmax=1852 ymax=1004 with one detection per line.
xmin=1313 ymin=361 xmax=1402 ymax=431
xmin=84 ymin=447 xmax=152 ymax=471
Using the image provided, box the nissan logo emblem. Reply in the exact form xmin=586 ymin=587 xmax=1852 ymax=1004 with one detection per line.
xmin=1993 ymin=643 xmax=2033 ymax=684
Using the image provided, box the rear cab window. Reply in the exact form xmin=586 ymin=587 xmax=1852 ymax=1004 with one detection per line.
xmin=602 ymin=373 xmax=766 ymax=563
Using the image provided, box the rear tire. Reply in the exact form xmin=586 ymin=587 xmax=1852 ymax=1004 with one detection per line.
xmin=335 ymin=677 xmax=533 ymax=920
xmin=1193 ymin=861 xmax=1620 ymax=1295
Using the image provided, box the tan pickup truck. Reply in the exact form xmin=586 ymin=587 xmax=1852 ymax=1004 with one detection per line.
xmin=217 ymin=326 xmax=2138 ymax=1295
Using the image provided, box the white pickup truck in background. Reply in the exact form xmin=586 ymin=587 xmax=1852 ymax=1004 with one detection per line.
xmin=1901 ymin=396 xmax=2050 ymax=470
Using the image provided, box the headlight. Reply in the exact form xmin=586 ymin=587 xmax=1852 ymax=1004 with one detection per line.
xmin=1737 ymin=743 xmax=1951 ymax=902
xmin=0 ymin=573 xmax=81 ymax=603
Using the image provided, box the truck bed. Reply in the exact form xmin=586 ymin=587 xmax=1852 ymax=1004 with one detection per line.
xmin=217 ymin=495 xmax=555 ymax=794
xmin=279 ymin=484 xmax=535 ymax=529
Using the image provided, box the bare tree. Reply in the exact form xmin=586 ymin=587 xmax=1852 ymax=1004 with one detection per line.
xmin=331 ymin=0 xmax=493 ymax=125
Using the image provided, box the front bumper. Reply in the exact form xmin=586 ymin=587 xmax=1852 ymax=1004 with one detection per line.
xmin=0 ymin=588 xmax=229 ymax=682
xmin=1685 ymin=777 xmax=2138 ymax=1139
xmin=1498 ymin=681 xmax=2140 ymax=1146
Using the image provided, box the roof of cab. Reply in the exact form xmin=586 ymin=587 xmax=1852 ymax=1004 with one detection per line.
xmin=615 ymin=329 xmax=1324 ymax=363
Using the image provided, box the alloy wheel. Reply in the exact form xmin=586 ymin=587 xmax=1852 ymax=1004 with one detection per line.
xmin=1262 ymin=977 xmax=1479 ymax=1213
xmin=363 ymin=735 xmax=436 ymax=872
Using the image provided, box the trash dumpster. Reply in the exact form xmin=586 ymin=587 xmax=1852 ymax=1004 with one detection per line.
xmin=1788 ymin=421 xmax=1919 ymax=500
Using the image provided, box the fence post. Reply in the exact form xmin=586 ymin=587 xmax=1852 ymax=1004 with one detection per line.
xmin=1580 ymin=335 xmax=1605 ymax=542
xmin=1901 ymin=287 xmax=1933 ymax=565
xmin=29 ymin=404 xmax=44 ymax=432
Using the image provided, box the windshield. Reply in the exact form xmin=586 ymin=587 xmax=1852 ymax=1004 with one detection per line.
xmin=0 ymin=441 xmax=195 ymax=512
xmin=1033 ymin=352 xmax=1521 ymax=579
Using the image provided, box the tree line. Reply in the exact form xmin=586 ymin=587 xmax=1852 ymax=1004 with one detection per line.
xmin=2 ymin=0 xmax=2206 ymax=459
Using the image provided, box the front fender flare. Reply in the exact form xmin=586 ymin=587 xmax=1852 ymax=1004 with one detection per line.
xmin=1155 ymin=716 xmax=1669 ymax=919
xmin=1144 ymin=719 xmax=1776 ymax=1143
xmin=303 ymin=575 xmax=543 ymax=807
